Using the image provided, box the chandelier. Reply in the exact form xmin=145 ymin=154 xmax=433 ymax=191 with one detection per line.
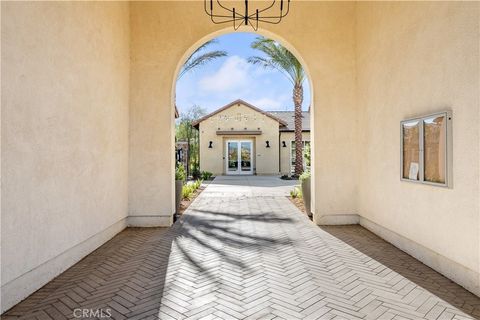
xmin=204 ymin=0 xmax=291 ymax=31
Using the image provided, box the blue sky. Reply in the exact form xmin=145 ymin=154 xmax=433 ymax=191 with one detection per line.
xmin=176 ymin=32 xmax=311 ymax=114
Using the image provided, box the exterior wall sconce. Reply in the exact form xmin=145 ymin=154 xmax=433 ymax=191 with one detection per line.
xmin=282 ymin=141 xmax=287 ymax=148
xmin=266 ymin=141 xmax=270 ymax=148
xmin=208 ymin=141 xmax=213 ymax=148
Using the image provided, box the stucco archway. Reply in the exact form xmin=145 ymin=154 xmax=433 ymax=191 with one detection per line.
xmin=128 ymin=2 xmax=359 ymax=229
xmin=171 ymin=27 xmax=316 ymax=216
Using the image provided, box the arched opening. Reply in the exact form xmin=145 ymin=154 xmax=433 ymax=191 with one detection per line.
xmin=171 ymin=28 xmax=315 ymax=220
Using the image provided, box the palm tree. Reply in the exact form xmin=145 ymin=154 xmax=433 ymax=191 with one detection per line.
xmin=178 ymin=39 xmax=227 ymax=79
xmin=248 ymin=37 xmax=306 ymax=176
xmin=176 ymin=40 xmax=226 ymax=176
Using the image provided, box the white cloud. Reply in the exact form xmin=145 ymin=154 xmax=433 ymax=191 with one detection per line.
xmin=181 ymin=55 xmax=300 ymax=113
xmin=198 ymin=56 xmax=250 ymax=92
xmin=250 ymin=94 xmax=291 ymax=111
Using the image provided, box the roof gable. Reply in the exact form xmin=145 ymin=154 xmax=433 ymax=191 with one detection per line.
xmin=192 ymin=99 xmax=288 ymax=128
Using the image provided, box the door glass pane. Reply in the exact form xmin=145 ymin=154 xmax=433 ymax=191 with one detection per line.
xmin=424 ymin=115 xmax=446 ymax=184
xmin=402 ymin=121 xmax=420 ymax=180
xmin=227 ymin=142 xmax=238 ymax=172
xmin=240 ymin=142 xmax=251 ymax=172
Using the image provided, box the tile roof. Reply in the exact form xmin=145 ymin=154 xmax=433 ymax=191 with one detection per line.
xmin=268 ymin=111 xmax=310 ymax=131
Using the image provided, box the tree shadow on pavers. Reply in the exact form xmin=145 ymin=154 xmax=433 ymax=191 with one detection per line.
xmin=3 ymin=210 xmax=296 ymax=320
xmin=320 ymin=225 xmax=480 ymax=319
xmin=2 ymin=228 xmax=175 ymax=320
xmin=192 ymin=209 xmax=294 ymax=223
xmin=170 ymin=210 xmax=294 ymax=278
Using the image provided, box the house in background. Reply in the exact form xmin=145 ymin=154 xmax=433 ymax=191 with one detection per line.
xmin=193 ymin=99 xmax=310 ymax=175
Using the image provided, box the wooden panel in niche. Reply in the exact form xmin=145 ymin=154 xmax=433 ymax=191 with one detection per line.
xmin=424 ymin=115 xmax=446 ymax=184
xmin=402 ymin=121 xmax=420 ymax=180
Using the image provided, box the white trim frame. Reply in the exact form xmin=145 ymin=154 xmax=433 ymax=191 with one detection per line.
xmin=225 ymin=140 xmax=253 ymax=175
xmin=400 ymin=111 xmax=452 ymax=188
xmin=290 ymin=140 xmax=311 ymax=173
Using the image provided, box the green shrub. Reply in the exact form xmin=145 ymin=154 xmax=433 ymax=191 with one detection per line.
xmin=290 ymin=189 xmax=297 ymax=198
xmin=290 ymin=187 xmax=302 ymax=199
xmin=194 ymin=179 xmax=203 ymax=189
xmin=182 ymin=184 xmax=194 ymax=200
xmin=201 ymin=171 xmax=213 ymax=180
xmin=182 ymin=179 xmax=203 ymax=200
xmin=175 ymin=164 xmax=186 ymax=181
xmin=299 ymin=170 xmax=311 ymax=182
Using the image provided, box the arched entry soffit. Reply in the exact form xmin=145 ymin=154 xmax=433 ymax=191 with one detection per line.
xmin=170 ymin=26 xmax=314 ymax=113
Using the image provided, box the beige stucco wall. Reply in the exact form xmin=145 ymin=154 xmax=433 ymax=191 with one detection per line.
xmin=356 ymin=2 xmax=480 ymax=293
xmin=198 ymin=102 xmax=280 ymax=175
xmin=279 ymin=131 xmax=311 ymax=174
xmin=129 ymin=2 xmax=178 ymax=225
xmin=1 ymin=1 xmax=130 ymax=311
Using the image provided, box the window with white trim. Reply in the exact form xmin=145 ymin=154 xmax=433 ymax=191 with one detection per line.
xmin=401 ymin=111 xmax=452 ymax=187
xmin=290 ymin=141 xmax=311 ymax=173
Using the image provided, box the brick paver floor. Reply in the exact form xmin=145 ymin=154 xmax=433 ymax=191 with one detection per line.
xmin=4 ymin=176 xmax=480 ymax=319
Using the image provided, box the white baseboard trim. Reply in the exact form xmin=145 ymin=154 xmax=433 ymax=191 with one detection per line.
xmin=127 ymin=215 xmax=172 ymax=227
xmin=359 ymin=216 xmax=480 ymax=298
xmin=1 ymin=217 xmax=128 ymax=314
xmin=315 ymin=213 xmax=360 ymax=225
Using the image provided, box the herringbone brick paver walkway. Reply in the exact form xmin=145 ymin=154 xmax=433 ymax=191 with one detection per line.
xmin=4 ymin=176 xmax=480 ymax=319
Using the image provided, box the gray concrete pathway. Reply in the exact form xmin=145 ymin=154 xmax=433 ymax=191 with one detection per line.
xmin=4 ymin=176 xmax=480 ymax=319
xmin=158 ymin=176 xmax=479 ymax=319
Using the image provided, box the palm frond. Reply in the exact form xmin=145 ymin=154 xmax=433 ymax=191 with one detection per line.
xmin=248 ymin=36 xmax=305 ymax=86
xmin=247 ymin=56 xmax=295 ymax=85
xmin=179 ymin=50 xmax=227 ymax=79
xmin=178 ymin=39 xmax=227 ymax=79
xmin=192 ymin=39 xmax=218 ymax=56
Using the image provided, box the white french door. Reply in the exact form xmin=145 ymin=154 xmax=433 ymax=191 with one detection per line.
xmin=226 ymin=140 xmax=253 ymax=175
